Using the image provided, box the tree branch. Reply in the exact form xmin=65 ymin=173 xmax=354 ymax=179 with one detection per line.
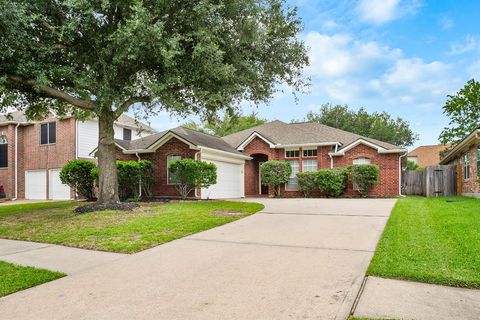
xmin=7 ymin=75 xmax=95 ymax=110
xmin=115 ymin=96 xmax=151 ymax=117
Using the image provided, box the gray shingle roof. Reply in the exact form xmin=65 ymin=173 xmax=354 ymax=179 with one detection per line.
xmin=0 ymin=110 xmax=32 ymax=124
xmin=116 ymin=126 xmax=244 ymax=155
xmin=222 ymin=120 xmax=402 ymax=150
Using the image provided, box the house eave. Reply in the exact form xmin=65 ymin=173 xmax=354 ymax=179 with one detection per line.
xmin=440 ymin=129 xmax=480 ymax=164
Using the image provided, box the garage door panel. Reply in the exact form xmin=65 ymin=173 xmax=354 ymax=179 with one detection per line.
xmin=25 ymin=170 xmax=47 ymax=200
xmin=201 ymin=159 xmax=243 ymax=199
xmin=49 ymin=169 xmax=71 ymax=200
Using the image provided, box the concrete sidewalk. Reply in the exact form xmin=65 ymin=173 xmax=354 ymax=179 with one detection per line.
xmin=0 ymin=239 xmax=127 ymax=274
xmin=354 ymin=276 xmax=480 ymax=320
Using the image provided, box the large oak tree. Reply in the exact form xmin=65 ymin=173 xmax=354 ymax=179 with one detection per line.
xmin=0 ymin=0 xmax=308 ymax=206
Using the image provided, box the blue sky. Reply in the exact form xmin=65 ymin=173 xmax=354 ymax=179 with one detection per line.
xmin=140 ymin=0 xmax=480 ymax=149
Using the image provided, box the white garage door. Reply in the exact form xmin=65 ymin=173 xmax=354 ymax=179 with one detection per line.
xmin=201 ymin=159 xmax=243 ymax=199
xmin=49 ymin=169 xmax=71 ymax=200
xmin=25 ymin=170 xmax=47 ymax=200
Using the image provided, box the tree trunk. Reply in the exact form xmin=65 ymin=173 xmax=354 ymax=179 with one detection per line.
xmin=97 ymin=110 xmax=120 ymax=205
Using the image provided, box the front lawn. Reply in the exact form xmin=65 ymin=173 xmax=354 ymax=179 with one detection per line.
xmin=0 ymin=200 xmax=263 ymax=253
xmin=0 ymin=261 xmax=64 ymax=297
xmin=368 ymin=196 xmax=480 ymax=288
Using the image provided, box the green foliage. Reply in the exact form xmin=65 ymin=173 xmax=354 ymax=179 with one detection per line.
xmin=406 ymin=160 xmax=421 ymax=171
xmin=60 ymin=160 xmax=96 ymax=200
xmin=260 ymin=160 xmax=291 ymax=197
xmin=298 ymin=104 xmax=418 ymax=147
xmin=348 ymin=164 xmax=380 ymax=197
xmin=439 ymin=79 xmax=480 ymax=145
xmin=316 ymin=169 xmax=347 ymax=198
xmin=168 ymin=159 xmax=217 ymax=199
xmin=183 ymin=111 xmax=267 ymax=136
xmin=116 ymin=160 xmax=154 ymax=200
xmin=296 ymin=172 xmax=318 ymax=197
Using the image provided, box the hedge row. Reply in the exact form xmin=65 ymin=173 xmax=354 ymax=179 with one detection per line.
xmin=297 ymin=164 xmax=380 ymax=198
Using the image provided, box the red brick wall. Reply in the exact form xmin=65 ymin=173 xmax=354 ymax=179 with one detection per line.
xmin=451 ymin=144 xmax=479 ymax=194
xmin=333 ymin=144 xmax=400 ymax=197
xmin=0 ymin=124 xmax=16 ymax=198
xmin=242 ymin=138 xmax=400 ymax=197
xmin=137 ymin=137 xmax=197 ymax=197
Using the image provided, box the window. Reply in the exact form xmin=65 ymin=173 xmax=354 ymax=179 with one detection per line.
xmin=0 ymin=135 xmax=7 ymax=168
xmin=353 ymin=157 xmax=371 ymax=165
xmin=477 ymin=146 xmax=480 ymax=177
xmin=285 ymin=150 xmax=299 ymax=158
xmin=302 ymin=159 xmax=317 ymax=172
xmin=303 ymin=148 xmax=317 ymax=157
xmin=123 ymin=128 xmax=132 ymax=141
xmin=464 ymin=153 xmax=470 ymax=180
xmin=167 ymin=155 xmax=182 ymax=184
xmin=286 ymin=160 xmax=299 ymax=190
xmin=40 ymin=122 xmax=56 ymax=145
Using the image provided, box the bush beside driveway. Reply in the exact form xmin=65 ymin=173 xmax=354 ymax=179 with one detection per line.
xmin=0 ymin=200 xmax=264 ymax=253
xmin=368 ymin=196 xmax=480 ymax=288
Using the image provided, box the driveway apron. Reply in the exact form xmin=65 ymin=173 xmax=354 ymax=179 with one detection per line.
xmin=0 ymin=198 xmax=395 ymax=320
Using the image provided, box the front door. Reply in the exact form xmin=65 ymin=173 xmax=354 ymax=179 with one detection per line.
xmin=258 ymin=162 xmax=269 ymax=195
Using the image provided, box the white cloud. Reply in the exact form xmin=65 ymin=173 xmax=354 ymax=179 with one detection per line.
xmin=468 ymin=60 xmax=480 ymax=78
xmin=357 ymin=0 xmax=422 ymax=25
xmin=439 ymin=16 xmax=454 ymax=30
xmin=448 ymin=35 xmax=479 ymax=55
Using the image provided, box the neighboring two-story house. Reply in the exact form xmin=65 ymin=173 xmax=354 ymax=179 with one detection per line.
xmin=0 ymin=111 xmax=155 ymax=200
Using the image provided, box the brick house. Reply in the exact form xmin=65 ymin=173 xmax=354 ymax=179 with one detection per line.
xmin=407 ymin=144 xmax=451 ymax=168
xmin=440 ymin=127 xmax=480 ymax=198
xmin=113 ymin=120 xmax=407 ymax=198
xmin=0 ymin=111 xmax=155 ymax=200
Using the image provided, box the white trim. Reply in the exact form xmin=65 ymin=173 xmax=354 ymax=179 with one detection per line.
xmin=275 ymin=142 xmax=338 ymax=148
xmin=237 ymin=132 xmax=275 ymax=150
xmin=13 ymin=123 xmax=20 ymax=200
xmin=328 ymin=139 xmax=404 ymax=156
xmin=166 ymin=154 xmax=182 ymax=185
xmin=440 ymin=129 xmax=480 ymax=164
xmin=148 ymin=132 xmax=198 ymax=151
xmin=199 ymin=146 xmax=252 ymax=160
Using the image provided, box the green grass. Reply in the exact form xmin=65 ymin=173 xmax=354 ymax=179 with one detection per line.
xmin=0 ymin=200 xmax=264 ymax=253
xmin=0 ymin=261 xmax=64 ymax=297
xmin=368 ymin=196 xmax=480 ymax=288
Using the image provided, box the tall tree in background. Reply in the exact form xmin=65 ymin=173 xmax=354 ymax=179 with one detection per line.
xmin=184 ymin=111 xmax=267 ymax=136
xmin=299 ymin=104 xmax=418 ymax=147
xmin=0 ymin=0 xmax=308 ymax=207
xmin=439 ymin=79 xmax=480 ymax=145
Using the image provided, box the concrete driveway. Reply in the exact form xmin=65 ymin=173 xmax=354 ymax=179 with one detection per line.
xmin=0 ymin=198 xmax=395 ymax=320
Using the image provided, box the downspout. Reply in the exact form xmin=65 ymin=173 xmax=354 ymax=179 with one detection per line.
xmin=329 ymin=144 xmax=339 ymax=169
xmin=135 ymin=153 xmax=142 ymax=199
xmin=398 ymin=151 xmax=408 ymax=197
xmin=13 ymin=123 xmax=20 ymax=200
xmin=194 ymin=151 xmax=201 ymax=198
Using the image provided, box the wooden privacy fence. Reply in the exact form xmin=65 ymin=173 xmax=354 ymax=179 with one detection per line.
xmin=402 ymin=165 xmax=456 ymax=197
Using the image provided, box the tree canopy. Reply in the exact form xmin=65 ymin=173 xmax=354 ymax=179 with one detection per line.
xmin=0 ymin=0 xmax=308 ymax=205
xmin=184 ymin=111 xmax=267 ymax=136
xmin=297 ymin=104 xmax=418 ymax=147
xmin=439 ymin=79 xmax=480 ymax=145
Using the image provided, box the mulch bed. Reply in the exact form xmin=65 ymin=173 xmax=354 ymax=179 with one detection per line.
xmin=74 ymin=202 xmax=140 ymax=214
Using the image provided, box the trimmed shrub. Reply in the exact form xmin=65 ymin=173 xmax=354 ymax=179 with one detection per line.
xmin=168 ymin=159 xmax=217 ymax=199
xmin=348 ymin=164 xmax=380 ymax=197
xmin=297 ymin=172 xmax=318 ymax=197
xmin=260 ymin=160 xmax=291 ymax=197
xmin=317 ymin=168 xmax=347 ymax=197
xmin=60 ymin=160 xmax=96 ymax=200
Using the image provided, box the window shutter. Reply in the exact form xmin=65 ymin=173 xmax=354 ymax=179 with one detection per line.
xmin=0 ymin=144 xmax=7 ymax=168
xmin=49 ymin=122 xmax=56 ymax=144
xmin=40 ymin=124 xmax=48 ymax=144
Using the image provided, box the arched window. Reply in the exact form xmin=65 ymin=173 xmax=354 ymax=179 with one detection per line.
xmin=0 ymin=134 xmax=7 ymax=168
xmin=353 ymin=157 xmax=371 ymax=165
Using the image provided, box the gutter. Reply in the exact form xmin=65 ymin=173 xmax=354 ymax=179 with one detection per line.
xmin=440 ymin=129 xmax=480 ymax=164
xmin=198 ymin=146 xmax=253 ymax=160
xmin=329 ymin=144 xmax=339 ymax=168
xmin=13 ymin=123 xmax=20 ymax=200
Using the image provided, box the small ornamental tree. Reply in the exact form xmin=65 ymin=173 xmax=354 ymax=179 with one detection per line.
xmin=317 ymin=169 xmax=347 ymax=198
xmin=260 ymin=161 xmax=291 ymax=197
xmin=405 ymin=160 xmax=420 ymax=171
xmin=348 ymin=164 xmax=380 ymax=197
xmin=60 ymin=160 xmax=96 ymax=200
xmin=297 ymin=172 xmax=318 ymax=197
xmin=168 ymin=159 xmax=217 ymax=199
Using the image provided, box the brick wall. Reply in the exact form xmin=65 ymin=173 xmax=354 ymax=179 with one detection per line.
xmin=451 ymin=144 xmax=479 ymax=194
xmin=0 ymin=124 xmax=16 ymax=198
xmin=137 ymin=137 xmax=197 ymax=197
xmin=242 ymin=137 xmax=400 ymax=197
